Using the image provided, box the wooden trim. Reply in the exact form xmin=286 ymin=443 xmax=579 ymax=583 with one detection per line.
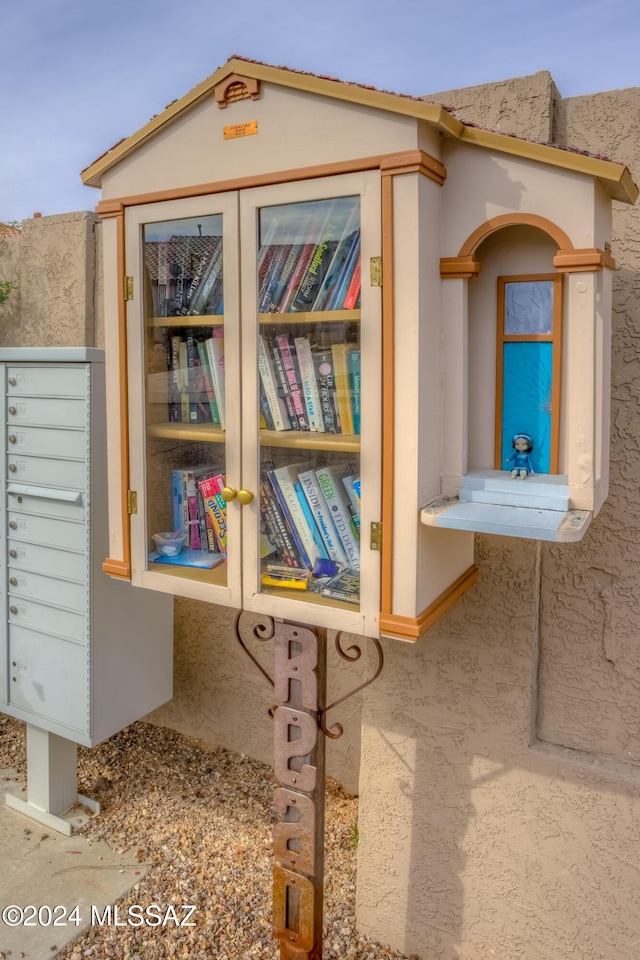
xmin=552 ymin=247 xmax=616 ymax=272
xmin=380 ymin=172 xmax=395 ymax=616
xmin=101 ymin=557 xmax=132 ymax=579
xmin=458 ymin=213 xmax=574 ymax=259
xmin=494 ymin=274 xmax=562 ymax=473
xmin=440 ymin=256 xmax=481 ymax=279
xmin=214 ymin=74 xmax=260 ymax=108
xmin=94 ymin=154 xmax=395 ymax=214
xmin=379 ymin=149 xmax=446 ymax=185
xmin=379 ymin=565 xmax=479 ymax=641
xmin=115 ymin=208 xmax=132 ymax=574
xmin=81 ymin=58 xmax=636 ymax=204
xmin=95 ymin=200 xmax=124 ymax=219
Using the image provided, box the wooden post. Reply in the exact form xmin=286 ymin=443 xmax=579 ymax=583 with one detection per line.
xmin=272 ymin=621 xmax=326 ymax=960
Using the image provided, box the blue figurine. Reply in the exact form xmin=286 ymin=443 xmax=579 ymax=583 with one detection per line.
xmin=506 ymin=432 xmax=535 ymax=479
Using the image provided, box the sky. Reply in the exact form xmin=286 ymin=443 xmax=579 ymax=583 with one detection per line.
xmin=1 ymin=0 xmax=638 ymax=224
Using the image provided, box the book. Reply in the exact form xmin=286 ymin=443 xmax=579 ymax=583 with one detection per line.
xmin=297 ymin=468 xmax=349 ymax=566
xmin=186 ymin=471 xmax=202 ymax=549
xmin=260 ymin=476 xmax=307 ymax=568
xmin=276 ymin=334 xmax=309 ymax=430
xmin=187 ymin=332 xmax=213 ymax=424
xmin=312 ymin=347 xmax=340 ymax=434
xmin=294 ymin=480 xmax=329 ymax=561
xmin=278 ymin=213 xmax=327 ymax=313
xmin=197 ymin=340 xmax=221 ymax=426
xmin=205 ymin=337 xmax=226 ymax=429
xmin=347 ymin=349 xmax=361 ymax=435
xmin=270 ymin=340 xmax=299 ymax=429
xmin=258 ymin=336 xmax=290 ymax=431
xmin=187 ymin=238 xmax=223 ymax=315
xmin=311 ymin=204 xmax=360 ymax=311
xmin=172 ymin=468 xmax=185 ymax=535
xmin=258 ymin=222 xmax=292 ymax=313
xmin=268 ymin=465 xmax=313 ymax=569
xmin=198 ymin=474 xmax=228 ymax=553
xmin=294 ymin=336 xmax=324 ymax=433
xmin=179 ymin=340 xmax=189 ymax=422
xmin=168 ymin=334 xmax=182 ymax=422
xmin=327 ymin=233 xmax=361 ymax=310
xmin=320 ymin=568 xmax=360 ymax=604
xmin=331 ymin=343 xmax=354 ymax=435
xmin=343 ymin=256 xmax=362 ymax=310
xmin=290 ymin=203 xmax=339 ymax=313
xmin=315 ymin=463 xmax=360 ymax=570
xmin=342 ymin=474 xmax=361 ymax=533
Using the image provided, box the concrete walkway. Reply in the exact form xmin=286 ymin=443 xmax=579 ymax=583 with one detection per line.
xmin=0 ymin=768 xmax=148 ymax=959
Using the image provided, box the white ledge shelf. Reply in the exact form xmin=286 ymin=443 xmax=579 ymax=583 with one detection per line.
xmin=421 ymin=470 xmax=592 ymax=542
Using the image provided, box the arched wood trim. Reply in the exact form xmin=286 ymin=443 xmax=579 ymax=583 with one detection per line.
xmin=458 ymin=213 xmax=574 ymax=258
xmin=214 ymin=74 xmax=261 ymax=109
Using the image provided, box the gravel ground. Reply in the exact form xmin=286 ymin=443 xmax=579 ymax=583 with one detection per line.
xmin=0 ymin=716 xmax=414 ymax=960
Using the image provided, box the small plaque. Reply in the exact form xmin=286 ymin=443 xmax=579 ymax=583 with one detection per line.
xmin=223 ymin=121 xmax=258 ymax=140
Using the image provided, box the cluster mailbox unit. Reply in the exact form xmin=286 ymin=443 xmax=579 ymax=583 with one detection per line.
xmin=79 ymin=56 xmax=637 ymax=643
xmin=0 ymin=349 xmax=172 ymax=834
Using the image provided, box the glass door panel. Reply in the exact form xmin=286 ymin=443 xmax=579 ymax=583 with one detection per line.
xmin=141 ymin=212 xmax=230 ymax=588
xmin=255 ymin=195 xmax=363 ymax=609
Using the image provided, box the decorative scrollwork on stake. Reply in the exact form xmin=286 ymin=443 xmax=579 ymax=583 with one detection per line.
xmin=234 ymin=610 xmax=275 ymax=688
xmin=318 ymin=633 xmax=384 ymax=739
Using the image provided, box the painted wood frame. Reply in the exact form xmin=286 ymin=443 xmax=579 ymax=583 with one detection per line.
xmin=494 ymin=273 xmax=563 ymax=474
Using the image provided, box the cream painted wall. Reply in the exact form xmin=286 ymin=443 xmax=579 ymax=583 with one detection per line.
xmin=356 ymin=77 xmax=640 ymax=959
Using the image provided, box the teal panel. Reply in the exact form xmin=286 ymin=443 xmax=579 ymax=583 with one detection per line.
xmin=501 ymin=341 xmax=553 ymax=474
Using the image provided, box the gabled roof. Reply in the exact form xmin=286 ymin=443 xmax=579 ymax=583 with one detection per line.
xmin=81 ymin=56 xmax=637 ymax=204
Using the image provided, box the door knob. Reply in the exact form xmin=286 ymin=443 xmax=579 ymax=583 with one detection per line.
xmin=221 ymin=486 xmax=237 ymax=502
xmin=237 ymin=489 xmax=254 ymax=505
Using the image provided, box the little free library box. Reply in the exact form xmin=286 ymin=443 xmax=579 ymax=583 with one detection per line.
xmin=82 ymin=55 xmax=637 ymax=643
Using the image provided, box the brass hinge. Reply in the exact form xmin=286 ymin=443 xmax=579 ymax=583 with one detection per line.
xmin=370 ymin=256 xmax=382 ymax=287
xmin=127 ymin=490 xmax=138 ymax=515
xmin=123 ymin=276 xmax=134 ymax=300
xmin=370 ymin=521 xmax=382 ymax=551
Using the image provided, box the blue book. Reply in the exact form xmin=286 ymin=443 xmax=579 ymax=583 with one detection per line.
xmin=172 ymin=469 xmax=184 ymax=535
xmin=347 ymin=349 xmax=361 ymax=435
xmin=294 ymin=481 xmax=329 ymax=561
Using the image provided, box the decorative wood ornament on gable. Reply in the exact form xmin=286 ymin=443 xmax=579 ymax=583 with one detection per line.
xmin=214 ymin=74 xmax=261 ymax=109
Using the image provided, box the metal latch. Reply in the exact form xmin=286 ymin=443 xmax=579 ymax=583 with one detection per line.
xmin=123 ymin=276 xmax=134 ymax=301
xmin=370 ymin=521 xmax=382 ymax=551
xmin=370 ymin=257 xmax=382 ymax=287
xmin=127 ymin=490 xmax=138 ymax=514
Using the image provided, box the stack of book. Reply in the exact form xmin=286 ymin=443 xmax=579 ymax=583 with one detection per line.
xmin=259 ymin=460 xmax=361 ymax=603
xmin=170 ymin=466 xmax=228 ymax=556
xmin=257 ymin=200 xmax=361 ymax=315
xmin=165 ymin=329 xmax=225 ymax=427
xmin=145 ymin=234 xmax=224 ymax=317
xmin=258 ymin=334 xmax=360 ymax=435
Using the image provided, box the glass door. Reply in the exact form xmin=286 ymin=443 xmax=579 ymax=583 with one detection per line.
xmin=240 ymin=174 xmax=381 ymax=636
xmin=125 ymin=194 xmax=242 ymax=606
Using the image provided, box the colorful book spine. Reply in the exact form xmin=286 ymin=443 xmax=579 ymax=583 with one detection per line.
xmin=347 ymin=348 xmax=361 ymax=435
xmin=327 ymin=233 xmax=361 ymax=310
xmin=198 ymin=474 xmax=228 ymax=553
xmin=315 ymin=464 xmax=360 ymax=570
xmin=342 ymin=474 xmax=361 ymax=533
xmin=276 ymin=334 xmax=309 ymax=430
xmin=258 ymin=226 xmax=293 ymax=313
xmin=260 ymin=476 xmax=306 ymax=568
xmin=331 ymin=343 xmax=354 ymax=435
xmin=205 ymin=337 xmax=226 ymax=429
xmin=270 ymin=464 xmax=319 ymax=565
xmin=312 ymin=205 xmax=360 ymax=311
xmin=187 ymin=238 xmax=223 ymax=315
xmin=270 ymin=341 xmax=299 ymax=429
xmin=290 ymin=204 xmax=339 ymax=313
xmin=268 ymin=467 xmax=312 ymax=569
xmin=278 ymin=215 xmax=325 ymax=313
xmin=172 ymin=468 xmax=184 ymax=535
xmin=168 ymin=335 xmax=182 ymax=422
xmin=197 ymin=340 xmax=221 ymax=425
xmin=343 ymin=256 xmax=362 ymax=310
xmin=294 ymin=481 xmax=329 ymax=561
xmin=297 ymin=469 xmax=348 ymax=566
xmin=294 ymin=337 xmax=325 ymax=433
xmin=179 ymin=340 xmax=189 ymax=423
xmin=258 ymin=336 xmax=290 ymax=431
xmin=312 ymin=348 xmax=340 ymax=433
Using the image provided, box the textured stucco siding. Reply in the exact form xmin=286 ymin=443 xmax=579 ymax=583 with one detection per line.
xmin=355 ymin=78 xmax=640 ymax=959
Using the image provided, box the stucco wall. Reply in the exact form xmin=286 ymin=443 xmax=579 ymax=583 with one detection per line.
xmin=355 ymin=79 xmax=640 ymax=959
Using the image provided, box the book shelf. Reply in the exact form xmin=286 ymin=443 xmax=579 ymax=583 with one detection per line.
xmin=117 ymin=173 xmax=380 ymax=635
